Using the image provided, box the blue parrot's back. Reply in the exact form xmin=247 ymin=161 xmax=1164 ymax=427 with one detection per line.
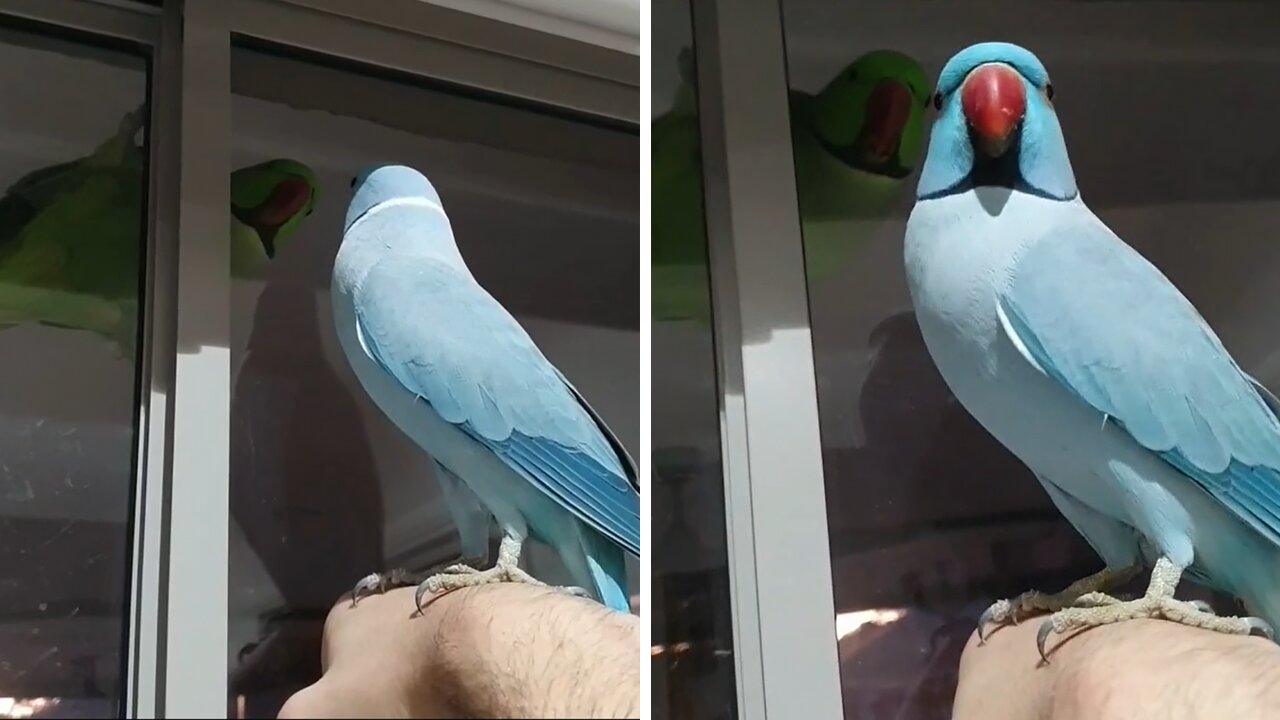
xmin=332 ymin=176 xmax=638 ymax=613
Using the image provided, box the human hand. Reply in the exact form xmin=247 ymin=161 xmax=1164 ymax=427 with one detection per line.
xmin=952 ymin=617 xmax=1280 ymax=720
xmin=278 ymin=583 xmax=639 ymax=719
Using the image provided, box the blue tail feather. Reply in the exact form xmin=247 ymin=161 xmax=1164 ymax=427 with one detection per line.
xmin=576 ymin=525 xmax=631 ymax=613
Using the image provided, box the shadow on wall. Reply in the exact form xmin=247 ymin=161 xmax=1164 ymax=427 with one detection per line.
xmin=827 ymin=310 xmax=1099 ymax=719
xmin=229 ymin=281 xmax=384 ymax=711
xmin=827 ymin=310 xmax=1094 ymax=606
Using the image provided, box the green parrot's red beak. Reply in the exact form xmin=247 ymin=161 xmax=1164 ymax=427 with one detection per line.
xmin=231 ymin=177 xmax=313 ymax=259
xmin=258 ymin=178 xmax=312 ymax=228
xmin=962 ymin=63 xmax=1026 ymax=158
xmin=855 ymin=78 xmax=913 ymax=165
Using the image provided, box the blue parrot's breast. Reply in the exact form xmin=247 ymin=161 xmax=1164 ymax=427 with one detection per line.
xmin=905 ymin=187 xmax=1076 ymax=394
xmin=905 ymin=190 xmax=1185 ymax=538
xmin=905 ymin=189 xmax=1120 ymax=509
xmin=903 ymin=188 xmax=1280 ymax=613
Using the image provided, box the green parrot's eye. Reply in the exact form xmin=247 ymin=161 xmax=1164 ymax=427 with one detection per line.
xmin=932 ymin=92 xmax=942 ymax=111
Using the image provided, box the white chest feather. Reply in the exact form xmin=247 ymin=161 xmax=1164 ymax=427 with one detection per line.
xmin=902 ymin=189 xmax=1102 ymax=477
xmin=904 ymin=189 xmax=1080 ymax=381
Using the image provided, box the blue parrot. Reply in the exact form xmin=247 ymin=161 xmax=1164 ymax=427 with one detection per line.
xmin=905 ymin=41 xmax=1280 ymax=658
xmin=332 ymin=165 xmax=639 ymax=613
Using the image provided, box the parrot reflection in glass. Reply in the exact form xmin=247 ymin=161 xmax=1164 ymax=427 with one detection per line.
xmin=654 ymin=48 xmax=930 ymax=325
xmin=0 ymin=103 xmax=319 ymax=358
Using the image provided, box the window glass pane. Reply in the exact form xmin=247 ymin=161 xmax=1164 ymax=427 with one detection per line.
xmin=228 ymin=46 xmax=639 ymax=717
xmin=652 ymin=1 xmax=737 ymax=718
xmin=0 ymin=24 xmax=148 ymax=719
xmin=781 ymin=2 xmax=1280 ymax=717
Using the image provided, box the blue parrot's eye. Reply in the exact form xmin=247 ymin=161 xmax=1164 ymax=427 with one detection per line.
xmin=932 ymin=91 xmax=942 ymax=111
xmin=1045 ymin=83 xmax=1055 ymax=101
xmin=350 ymin=176 xmax=357 ymax=189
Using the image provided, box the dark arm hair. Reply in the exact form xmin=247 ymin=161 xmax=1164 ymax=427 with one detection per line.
xmin=425 ymin=586 xmax=640 ymax=719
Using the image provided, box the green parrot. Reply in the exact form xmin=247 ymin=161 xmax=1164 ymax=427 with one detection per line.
xmin=652 ymin=48 xmax=712 ymax=325
xmin=0 ymin=105 xmax=319 ymax=358
xmin=230 ymin=158 xmax=319 ymax=278
xmin=653 ymin=48 xmax=930 ymax=324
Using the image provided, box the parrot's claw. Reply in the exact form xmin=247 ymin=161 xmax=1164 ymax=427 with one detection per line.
xmin=978 ymin=591 xmax=1123 ymax=643
xmin=1035 ymin=596 xmax=1271 ymax=663
xmin=349 ymin=568 xmax=425 ymax=607
xmin=977 ymin=565 xmax=1142 ymax=644
xmin=977 ymin=600 xmax=1011 ymax=644
xmin=350 ymin=573 xmax=385 ymax=607
xmin=119 ymin=104 xmax=148 ymax=140
xmin=109 ymin=299 xmax=139 ymax=363
xmin=1246 ymin=616 xmax=1275 ymax=641
xmin=1035 ymin=621 xmax=1054 ymax=664
xmin=412 ymin=561 xmax=589 ymax=614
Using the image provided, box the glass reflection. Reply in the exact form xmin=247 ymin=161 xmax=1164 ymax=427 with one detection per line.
xmin=0 ymin=26 xmax=149 ymax=718
xmin=652 ymin=0 xmax=737 ymax=718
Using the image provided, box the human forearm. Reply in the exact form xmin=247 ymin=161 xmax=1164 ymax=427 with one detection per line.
xmin=953 ymin=617 xmax=1280 ymax=720
xmin=414 ymin=584 xmax=640 ymax=719
xmin=278 ymin=583 xmax=639 ymax=719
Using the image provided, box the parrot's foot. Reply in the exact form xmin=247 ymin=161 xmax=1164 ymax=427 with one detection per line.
xmin=411 ymin=534 xmax=589 ymax=613
xmin=1036 ymin=595 xmax=1272 ymax=662
xmin=121 ymin=104 xmax=147 ymax=134
xmin=1069 ymin=591 xmax=1215 ymax=615
xmin=108 ymin=299 xmax=139 ymax=363
xmin=350 ymin=568 xmax=427 ymax=607
xmin=413 ymin=561 xmax=589 ymax=613
xmin=977 ymin=564 xmax=1143 ymax=643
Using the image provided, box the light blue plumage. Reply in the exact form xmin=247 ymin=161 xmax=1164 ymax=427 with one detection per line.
xmin=906 ymin=41 xmax=1278 ymax=656
xmin=334 ymin=165 xmax=638 ymax=613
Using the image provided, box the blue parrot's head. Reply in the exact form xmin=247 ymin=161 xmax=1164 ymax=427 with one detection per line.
xmin=916 ymin=41 xmax=1077 ymax=202
xmin=345 ymin=164 xmax=445 ymax=233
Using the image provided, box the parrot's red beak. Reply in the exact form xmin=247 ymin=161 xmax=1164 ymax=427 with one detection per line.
xmin=259 ymin=178 xmax=312 ymax=228
xmin=961 ymin=63 xmax=1026 ymax=158
xmin=856 ymin=79 xmax=914 ymax=165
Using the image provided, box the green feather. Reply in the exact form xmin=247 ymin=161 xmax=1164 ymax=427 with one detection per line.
xmin=808 ymin=49 xmax=929 ymax=177
xmin=0 ymin=105 xmax=320 ymax=356
xmin=230 ymin=158 xmax=319 ymax=277
xmin=652 ymin=48 xmax=929 ymax=325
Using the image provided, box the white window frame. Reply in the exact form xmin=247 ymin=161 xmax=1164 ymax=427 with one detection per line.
xmin=0 ymin=0 xmax=637 ymax=715
xmin=690 ymin=0 xmax=843 ymax=717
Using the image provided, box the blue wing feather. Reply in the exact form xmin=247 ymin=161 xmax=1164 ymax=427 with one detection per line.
xmin=552 ymin=365 xmax=641 ymax=493
xmin=352 ymin=258 xmax=640 ymax=556
xmin=998 ymin=222 xmax=1280 ymax=546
